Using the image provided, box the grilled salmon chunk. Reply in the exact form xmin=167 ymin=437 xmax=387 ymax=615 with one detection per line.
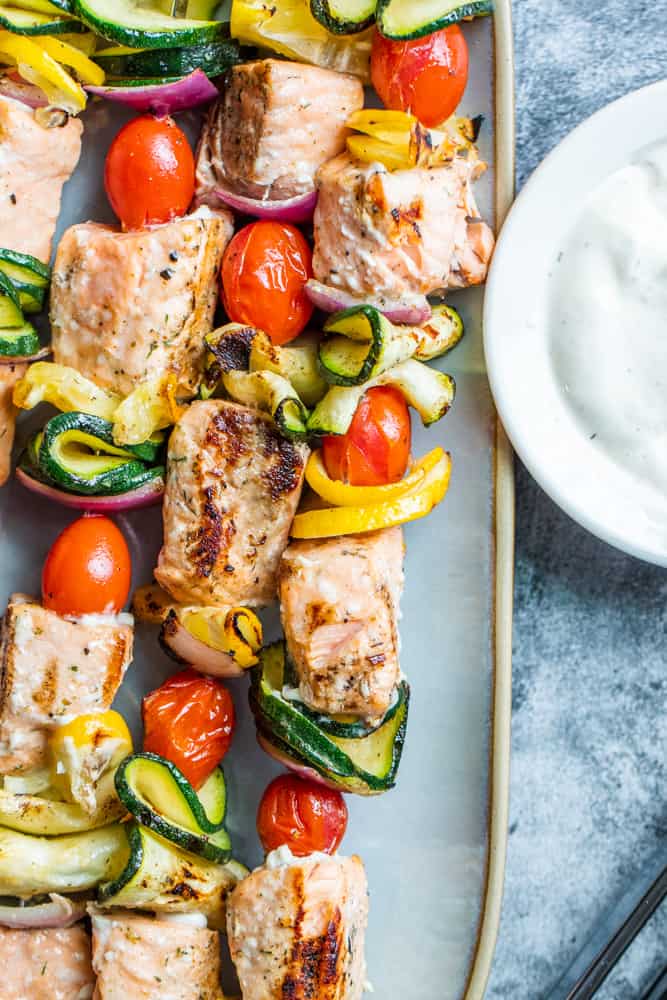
xmin=0 ymin=925 xmax=94 ymax=1000
xmin=228 ymin=849 xmax=368 ymax=1000
xmin=0 ymin=596 xmax=133 ymax=774
xmin=279 ymin=528 xmax=404 ymax=722
xmin=155 ymin=400 xmax=308 ymax=607
xmin=0 ymin=361 xmax=27 ymax=487
xmin=313 ymin=153 xmax=495 ymax=301
xmin=0 ymin=96 xmax=82 ymax=263
xmin=196 ymin=59 xmax=364 ymax=202
xmin=91 ymin=911 xmax=223 ymax=1000
xmin=50 ymin=207 xmax=233 ymax=397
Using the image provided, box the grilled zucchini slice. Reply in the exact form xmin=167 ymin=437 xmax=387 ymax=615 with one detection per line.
xmin=73 ymin=0 xmax=230 ymax=48
xmin=98 ymin=822 xmax=247 ymax=929
xmin=319 ymin=304 xmax=464 ymax=387
xmin=115 ymin=753 xmax=231 ymax=863
xmin=0 ymin=4 xmax=82 ymax=33
xmin=94 ymin=39 xmax=239 ymax=78
xmin=35 ymin=411 xmax=164 ymax=495
xmin=0 ymin=272 xmax=24 ymax=330
xmin=376 ymin=0 xmax=493 ymax=39
xmin=0 ymin=249 xmax=50 ymax=290
xmin=0 ymin=322 xmax=40 ymax=358
xmin=308 ymin=358 xmax=455 ymax=435
xmin=310 ymin=0 xmax=376 ymax=34
xmin=0 ymin=824 xmax=128 ymax=896
xmin=250 ymin=642 xmax=409 ymax=794
xmin=222 ymin=370 xmax=310 ymax=441
xmin=249 ymin=331 xmax=328 ymax=408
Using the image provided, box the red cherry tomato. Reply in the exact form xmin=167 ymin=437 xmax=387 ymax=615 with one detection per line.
xmin=257 ymin=774 xmax=348 ymax=856
xmin=221 ymin=221 xmax=314 ymax=345
xmin=322 ymin=386 xmax=411 ymax=486
xmin=42 ymin=514 xmax=131 ymax=617
xmin=104 ymin=115 xmax=195 ymax=230
xmin=371 ymin=27 xmax=469 ymax=128
xmin=142 ymin=669 xmax=235 ymax=789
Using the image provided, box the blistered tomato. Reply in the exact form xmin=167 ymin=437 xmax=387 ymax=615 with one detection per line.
xmin=257 ymin=773 xmax=348 ymax=856
xmin=221 ymin=221 xmax=314 ymax=345
xmin=142 ymin=669 xmax=235 ymax=789
xmin=322 ymin=386 xmax=411 ymax=486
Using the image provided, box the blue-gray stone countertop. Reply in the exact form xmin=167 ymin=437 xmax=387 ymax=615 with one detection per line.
xmin=485 ymin=1 xmax=666 ymax=998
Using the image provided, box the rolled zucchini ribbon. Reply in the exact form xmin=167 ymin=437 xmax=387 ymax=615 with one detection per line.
xmin=318 ymin=302 xmax=463 ymax=386
xmin=204 ymin=315 xmax=458 ymax=443
xmin=202 ymin=323 xmax=324 ymax=438
xmin=308 ymin=357 xmax=456 ymax=436
xmin=19 ymin=411 xmax=164 ymax=497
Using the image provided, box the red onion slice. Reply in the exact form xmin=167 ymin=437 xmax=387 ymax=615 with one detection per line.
xmin=16 ymin=468 xmax=164 ymax=511
xmin=206 ymin=184 xmax=318 ymax=224
xmin=161 ymin=614 xmax=246 ymax=679
xmin=0 ymin=345 xmax=51 ymax=366
xmin=0 ymin=894 xmax=86 ymax=929
xmin=305 ymin=279 xmax=432 ymax=325
xmin=0 ymin=74 xmax=48 ymax=109
xmin=86 ymin=70 xmax=218 ymax=115
xmin=257 ymin=733 xmax=347 ymax=792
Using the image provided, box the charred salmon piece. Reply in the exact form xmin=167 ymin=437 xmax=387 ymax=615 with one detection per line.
xmin=0 ymin=596 xmax=133 ymax=775
xmin=228 ymin=850 xmax=368 ymax=1000
xmin=0 ymin=924 xmax=94 ymax=1000
xmin=312 ymin=152 xmax=495 ymax=300
xmin=196 ymin=59 xmax=364 ymax=202
xmin=0 ymin=96 xmax=82 ymax=264
xmin=155 ymin=400 xmax=309 ymax=608
xmin=279 ymin=527 xmax=404 ymax=722
xmin=0 ymin=361 xmax=27 ymax=487
xmin=91 ymin=911 xmax=223 ymax=1000
xmin=50 ymin=207 xmax=233 ymax=398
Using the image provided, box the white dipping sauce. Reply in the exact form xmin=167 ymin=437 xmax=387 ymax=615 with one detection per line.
xmin=549 ymin=140 xmax=667 ymax=501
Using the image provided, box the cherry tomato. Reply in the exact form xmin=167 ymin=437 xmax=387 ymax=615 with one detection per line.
xmin=42 ymin=514 xmax=131 ymax=617
xmin=104 ymin=115 xmax=195 ymax=230
xmin=322 ymin=386 xmax=411 ymax=486
xmin=221 ymin=221 xmax=314 ymax=345
xmin=257 ymin=774 xmax=348 ymax=856
xmin=371 ymin=27 xmax=469 ymax=128
xmin=142 ymin=669 xmax=235 ymax=789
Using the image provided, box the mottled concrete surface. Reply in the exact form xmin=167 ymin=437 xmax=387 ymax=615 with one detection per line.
xmin=485 ymin=2 xmax=667 ymax=997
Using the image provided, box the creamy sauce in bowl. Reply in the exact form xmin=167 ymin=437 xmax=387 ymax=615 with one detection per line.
xmin=548 ymin=141 xmax=667 ymax=504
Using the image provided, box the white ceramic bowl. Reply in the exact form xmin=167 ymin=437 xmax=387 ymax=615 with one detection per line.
xmin=484 ymin=79 xmax=667 ymax=567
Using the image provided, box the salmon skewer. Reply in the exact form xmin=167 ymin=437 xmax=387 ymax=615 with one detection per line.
xmin=0 ymin=95 xmax=82 ymax=264
xmin=196 ymin=60 xmax=364 ymax=204
xmin=0 ymin=594 xmax=133 ymax=776
xmin=312 ymin=152 xmax=495 ymax=302
xmin=50 ymin=208 xmax=233 ymax=398
xmin=155 ymin=400 xmax=309 ymax=608
xmin=279 ymin=527 xmax=405 ymax=722
xmin=227 ymin=850 xmax=369 ymax=1000
xmin=90 ymin=910 xmax=224 ymax=1000
xmin=0 ymin=924 xmax=94 ymax=1000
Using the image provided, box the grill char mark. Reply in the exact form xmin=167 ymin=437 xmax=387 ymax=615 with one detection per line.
xmin=281 ymin=869 xmax=344 ymax=999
